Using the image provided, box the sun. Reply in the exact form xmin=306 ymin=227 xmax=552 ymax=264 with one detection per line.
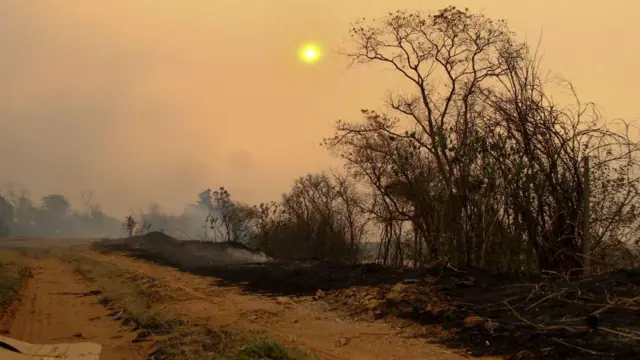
xmin=298 ymin=43 xmax=321 ymax=64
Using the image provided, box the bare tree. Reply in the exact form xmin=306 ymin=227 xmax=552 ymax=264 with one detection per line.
xmin=0 ymin=194 xmax=14 ymax=237
xmin=325 ymin=6 xmax=640 ymax=273
xmin=254 ymin=173 xmax=369 ymax=262
xmin=214 ymin=187 xmax=253 ymax=243
xmin=124 ymin=215 xmax=137 ymax=238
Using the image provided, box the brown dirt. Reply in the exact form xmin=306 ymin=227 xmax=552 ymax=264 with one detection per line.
xmin=83 ymin=250 xmax=484 ymax=360
xmin=0 ymin=238 xmax=491 ymax=360
xmin=90 ymin=235 xmax=640 ymax=359
xmin=6 ymin=234 xmax=636 ymax=359
xmin=4 ymin=256 xmax=151 ymax=360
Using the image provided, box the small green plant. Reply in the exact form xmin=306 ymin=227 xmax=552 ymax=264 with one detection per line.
xmin=237 ymin=339 xmax=290 ymax=359
xmin=226 ymin=338 xmax=316 ymax=360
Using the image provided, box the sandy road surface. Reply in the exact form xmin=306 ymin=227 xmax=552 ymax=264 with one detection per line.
xmin=82 ymin=251 xmax=488 ymax=360
xmin=4 ymin=257 xmax=150 ymax=360
xmin=0 ymin=237 xmax=494 ymax=360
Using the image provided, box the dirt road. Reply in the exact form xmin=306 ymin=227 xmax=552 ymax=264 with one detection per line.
xmin=1 ymin=246 xmax=492 ymax=360
xmin=81 ymin=251 xmax=482 ymax=360
xmin=5 ymin=257 xmax=150 ymax=360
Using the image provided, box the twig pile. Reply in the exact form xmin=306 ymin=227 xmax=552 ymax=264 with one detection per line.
xmin=325 ymin=267 xmax=640 ymax=359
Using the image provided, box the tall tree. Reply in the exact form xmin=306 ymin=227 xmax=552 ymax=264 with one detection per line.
xmin=326 ymin=6 xmax=640 ymax=272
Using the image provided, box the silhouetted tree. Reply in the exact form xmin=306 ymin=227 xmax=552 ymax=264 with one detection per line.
xmin=208 ymin=187 xmax=256 ymax=243
xmin=324 ymin=6 xmax=640 ymax=272
xmin=124 ymin=215 xmax=137 ymax=237
xmin=197 ymin=189 xmax=215 ymax=213
xmin=34 ymin=194 xmax=71 ymax=235
xmin=0 ymin=194 xmax=14 ymax=237
xmin=251 ymin=173 xmax=369 ymax=262
xmin=41 ymin=194 xmax=70 ymax=215
xmin=5 ymin=189 xmax=37 ymax=236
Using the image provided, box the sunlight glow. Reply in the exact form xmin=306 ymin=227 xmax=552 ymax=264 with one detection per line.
xmin=298 ymin=43 xmax=321 ymax=64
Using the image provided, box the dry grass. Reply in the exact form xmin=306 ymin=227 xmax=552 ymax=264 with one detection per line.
xmin=55 ymin=250 xmax=314 ymax=360
xmin=0 ymin=250 xmax=31 ymax=306
xmin=235 ymin=338 xmax=315 ymax=360
xmin=150 ymin=326 xmax=316 ymax=360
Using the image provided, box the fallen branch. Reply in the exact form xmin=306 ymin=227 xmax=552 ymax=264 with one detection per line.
xmin=503 ymin=301 xmax=541 ymax=329
xmin=526 ymin=289 xmax=568 ymax=310
xmin=600 ymin=327 xmax=640 ymax=340
xmin=551 ymin=337 xmax=610 ymax=355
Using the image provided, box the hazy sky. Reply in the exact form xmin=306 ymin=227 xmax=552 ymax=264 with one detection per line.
xmin=1 ymin=1 xmax=638 ymax=215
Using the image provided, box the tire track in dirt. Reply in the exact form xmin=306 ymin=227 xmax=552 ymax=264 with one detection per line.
xmin=8 ymin=257 xmax=151 ymax=360
xmin=84 ymin=251 xmax=495 ymax=360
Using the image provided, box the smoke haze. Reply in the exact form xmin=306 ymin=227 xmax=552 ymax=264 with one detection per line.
xmin=1 ymin=1 xmax=638 ymax=217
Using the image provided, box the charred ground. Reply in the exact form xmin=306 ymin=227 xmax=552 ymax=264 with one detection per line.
xmin=92 ymin=233 xmax=640 ymax=359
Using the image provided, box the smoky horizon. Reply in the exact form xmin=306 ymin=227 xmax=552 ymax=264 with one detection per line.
xmin=1 ymin=1 xmax=639 ymax=244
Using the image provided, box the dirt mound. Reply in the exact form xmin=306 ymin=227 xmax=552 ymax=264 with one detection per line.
xmin=139 ymin=231 xmax=179 ymax=243
xmin=124 ymin=231 xmax=180 ymax=249
xmin=92 ymin=233 xmax=270 ymax=269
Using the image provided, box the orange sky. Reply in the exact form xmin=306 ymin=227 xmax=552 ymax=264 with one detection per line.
xmin=0 ymin=1 xmax=638 ymax=215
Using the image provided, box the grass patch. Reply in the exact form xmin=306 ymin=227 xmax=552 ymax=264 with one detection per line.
xmin=0 ymin=250 xmax=31 ymax=306
xmin=55 ymin=250 xmax=315 ymax=360
xmin=150 ymin=326 xmax=236 ymax=360
xmin=233 ymin=338 xmax=315 ymax=360
xmin=152 ymin=328 xmax=316 ymax=360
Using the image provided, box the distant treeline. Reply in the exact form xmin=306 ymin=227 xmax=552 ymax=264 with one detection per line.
xmin=0 ymin=190 xmax=117 ymax=238
xmin=0 ymin=188 xmax=218 ymax=240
